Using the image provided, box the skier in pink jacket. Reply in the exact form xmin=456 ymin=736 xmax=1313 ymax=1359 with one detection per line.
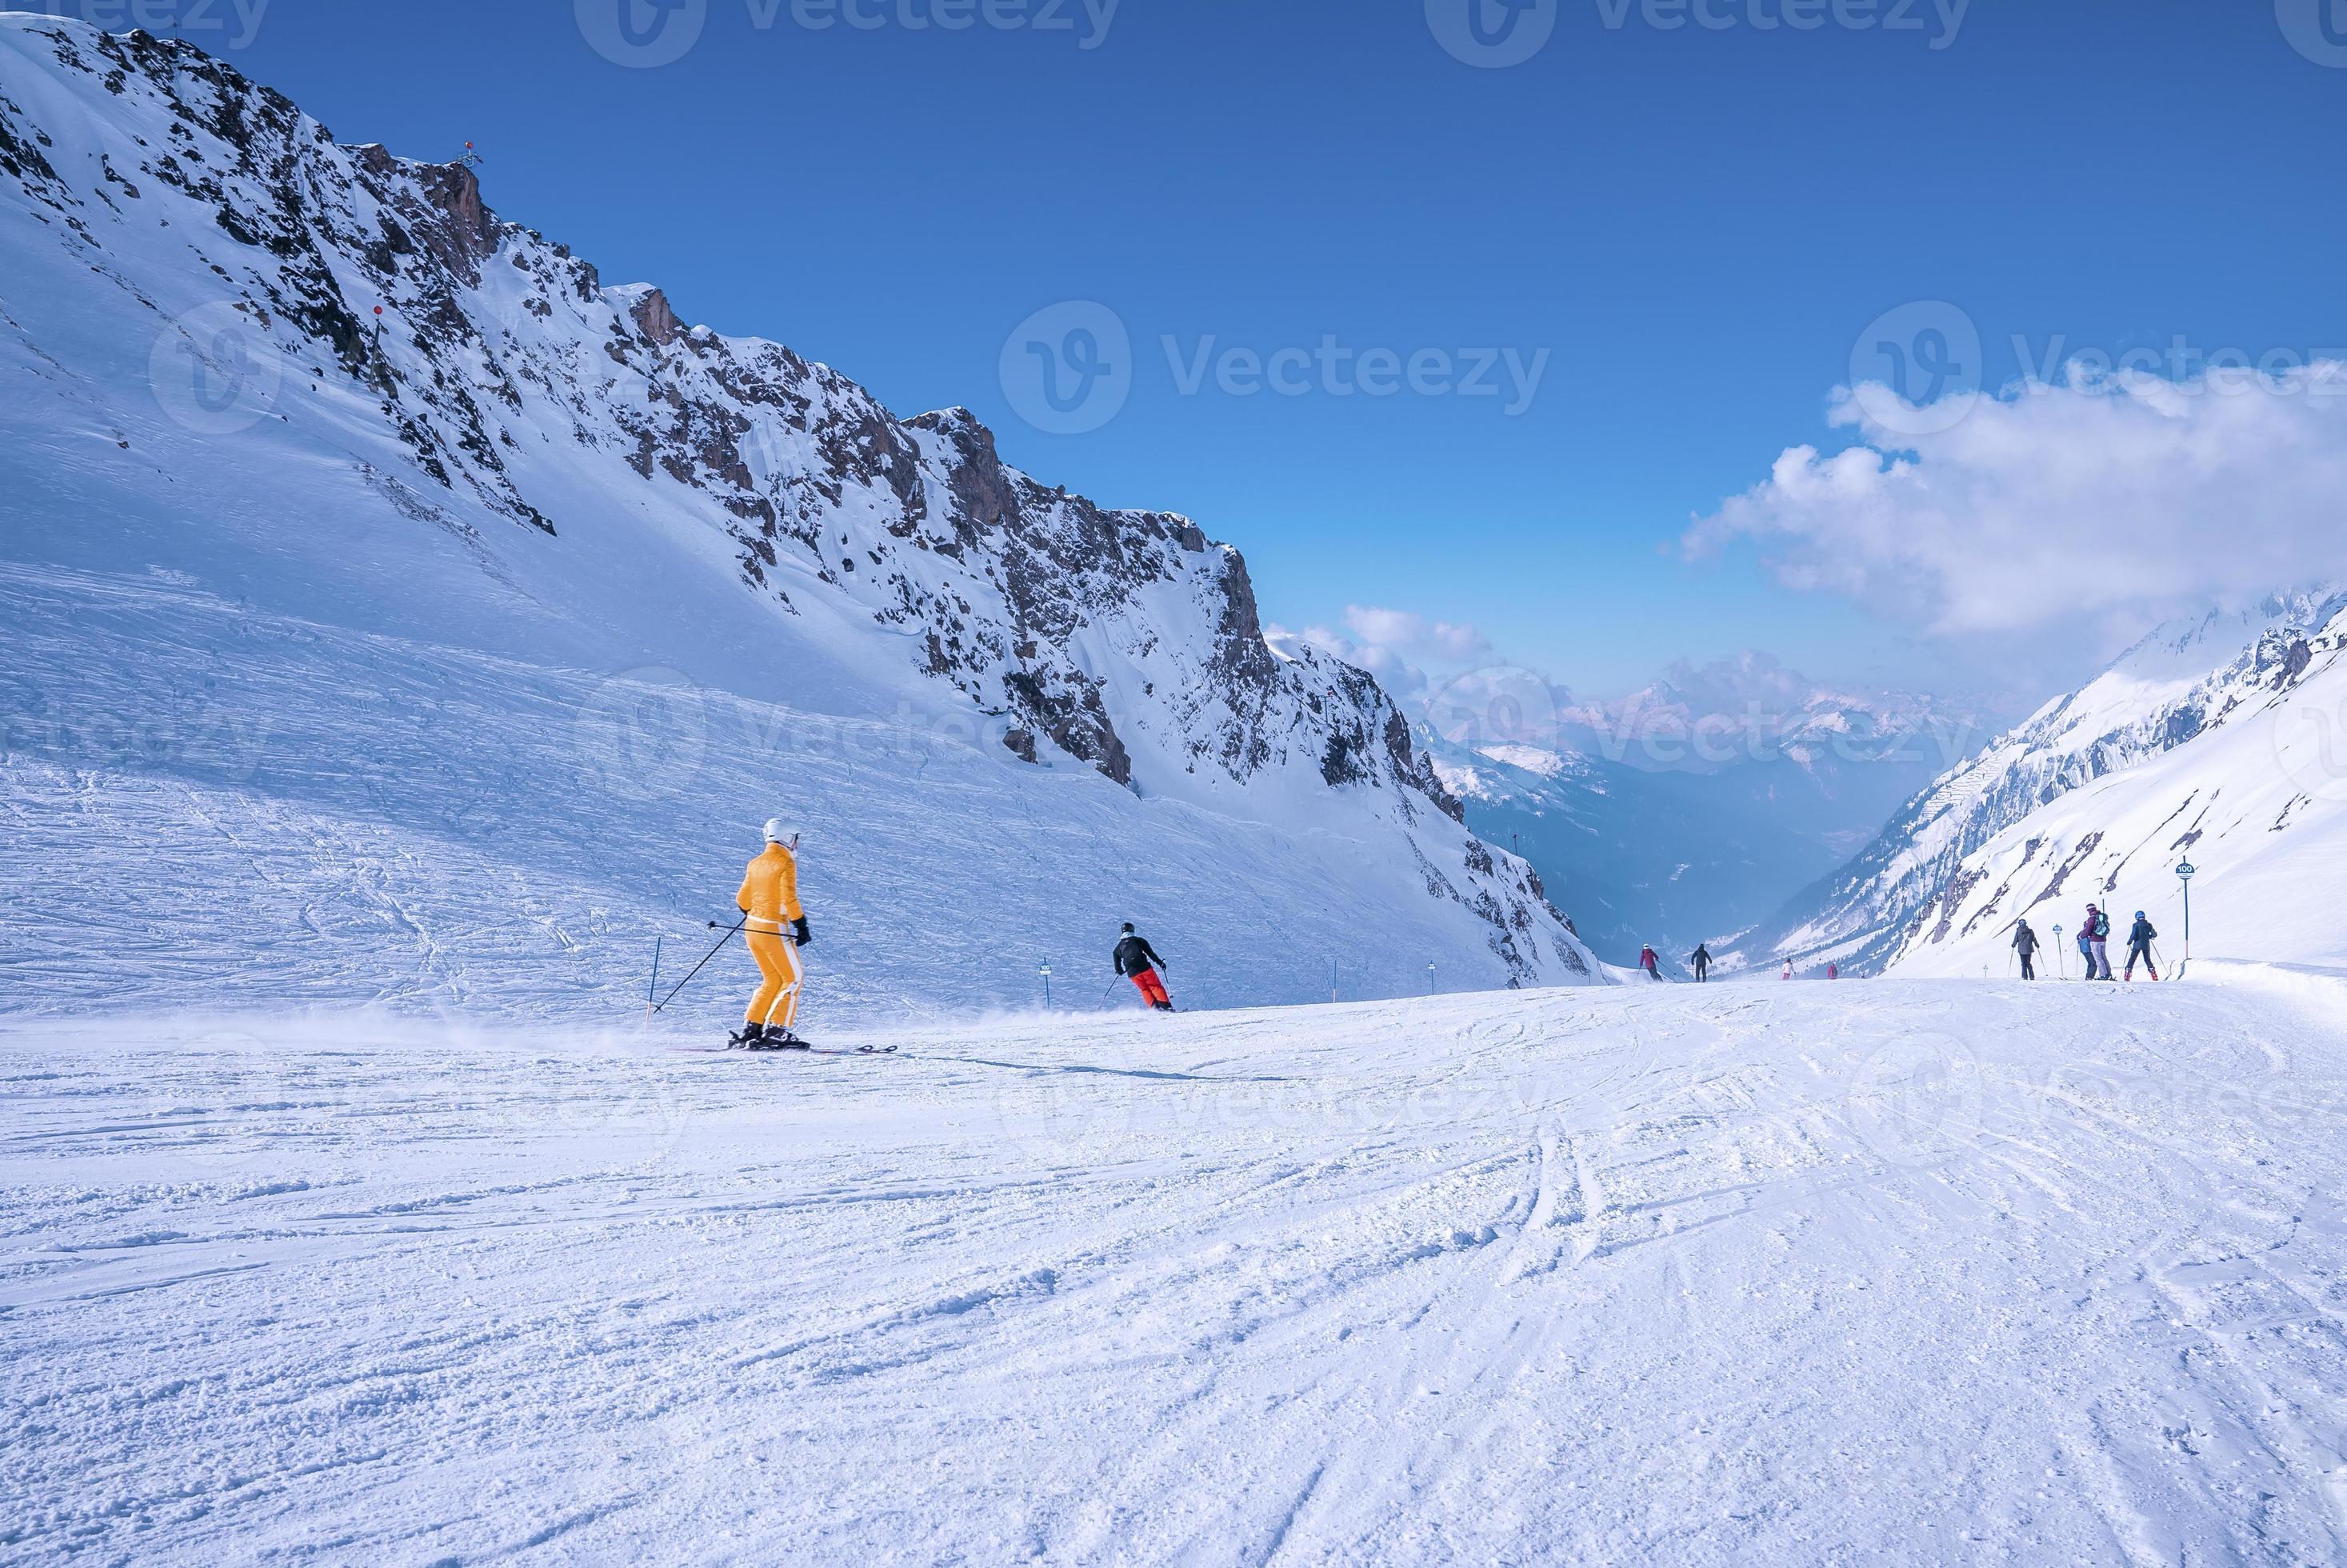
xmin=2083 ymin=903 xmax=2114 ymax=981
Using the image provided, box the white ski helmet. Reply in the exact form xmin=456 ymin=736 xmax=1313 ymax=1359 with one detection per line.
xmin=763 ymin=818 xmax=799 ymax=846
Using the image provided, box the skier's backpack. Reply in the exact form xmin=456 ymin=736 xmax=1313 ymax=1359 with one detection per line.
xmin=2094 ymin=911 xmax=2111 ymax=939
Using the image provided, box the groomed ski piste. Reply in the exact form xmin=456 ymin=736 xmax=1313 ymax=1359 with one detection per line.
xmin=10 ymin=970 xmax=2347 ymax=1562
xmin=6 ymin=14 xmax=2347 ymax=1562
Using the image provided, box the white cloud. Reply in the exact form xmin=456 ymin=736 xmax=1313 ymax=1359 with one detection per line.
xmin=1687 ymin=362 xmax=2347 ymax=642
xmin=1280 ymin=606 xmax=1496 ymax=714
xmin=1342 ymin=605 xmax=1492 ymax=662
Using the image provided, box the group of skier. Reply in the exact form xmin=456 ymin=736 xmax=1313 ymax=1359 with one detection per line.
xmin=714 ymin=823 xmax=2169 ymax=1048
xmin=719 ymin=820 xmax=1174 ymax=1050
xmin=2009 ymin=903 xmax=2159 ymax=982
xmin=1648 ymin=911 xmax=2160 ymax=986
xmin=1644 ymin=942 xmax=1833 ymax=982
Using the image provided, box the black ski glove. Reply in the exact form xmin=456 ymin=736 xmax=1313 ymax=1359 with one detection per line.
xmin=791 ymin=917 xmax=811 ymax=947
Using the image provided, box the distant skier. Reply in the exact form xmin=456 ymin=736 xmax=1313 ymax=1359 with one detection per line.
xmin=729 ymin=819 xmax=812 ymax=1050
xmin=2084 ymin=903 xmax=2114 ymax=981
xmin=1827 ymin=962 xmax=1839 ymax=981
xmin=2125 ymin=911 xmax=2160 ymax=981
xmin=1781 ymin=960 xmax=1793 ymax=981
xmin=1639 ymin=944 xmax=1662 ymax=982
xmin=2012 ymin=918 xmax=2041 ymax=980
xmin=1688 ymin=943 xmax=1711 ymax=982
xmin=1114 ymin=922 xmax=1174 ymax=1011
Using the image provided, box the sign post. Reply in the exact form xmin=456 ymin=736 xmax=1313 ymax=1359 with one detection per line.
xmin=2175 ymin=859 xmax=2197 ymax=978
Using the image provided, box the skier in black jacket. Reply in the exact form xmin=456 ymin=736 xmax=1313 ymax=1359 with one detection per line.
xmin=1688 ymin=944 xmax=1711 ymax=982
xmin=2125 ymin=913 xmax=2159 ymax=981
xmin=2012 ymin=918 xmax=2040 ymax=981
xmin=1113 ymin=923 xmax=1174 ymax=1011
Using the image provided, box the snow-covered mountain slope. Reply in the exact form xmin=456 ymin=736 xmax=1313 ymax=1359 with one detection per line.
xmin=14 ymin=975 xmax=2347 ymax=1560
xmin=1737 ymin=590 xmax=2347 ymax=974
xmin=0 ymin=16 xmax=1592 ymax=1014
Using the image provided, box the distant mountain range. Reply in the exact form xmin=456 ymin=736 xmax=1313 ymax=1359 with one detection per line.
xmin=1420 ymin=653 xmax=1989 ymax=966
xmin=1725 ymin=591 xmax=2347 ymax=977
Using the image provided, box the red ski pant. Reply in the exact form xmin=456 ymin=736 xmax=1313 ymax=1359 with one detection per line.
xmin=1130 ymin=969 xmax=1170 ymax=1008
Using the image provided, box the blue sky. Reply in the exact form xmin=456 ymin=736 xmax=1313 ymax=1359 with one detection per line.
xmin=126 ymin=0 xmax=2347 ymax=699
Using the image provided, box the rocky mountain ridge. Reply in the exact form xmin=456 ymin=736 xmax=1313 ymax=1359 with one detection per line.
xmin=0 ymin=14 xmax=1589 ymax=991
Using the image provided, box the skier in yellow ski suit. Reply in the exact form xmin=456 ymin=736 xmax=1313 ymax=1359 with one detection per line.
xmin=732 ymin=819 xmax=811 ymax=1049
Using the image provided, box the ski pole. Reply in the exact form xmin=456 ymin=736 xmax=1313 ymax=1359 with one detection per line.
xmin=643 ymin=935 xmax=664 ymax=1030
xmin=652 ymin=918 xmax=747 ymax=1016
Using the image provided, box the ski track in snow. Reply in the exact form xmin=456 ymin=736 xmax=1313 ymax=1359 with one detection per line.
xmin=6 ymin=978 xmax=2347 ymax=1563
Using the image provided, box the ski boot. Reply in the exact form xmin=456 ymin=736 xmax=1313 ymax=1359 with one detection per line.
xmin=727 ymin=1022 xmax=766 ymax=1050
xmin=747 ymin=1028 xmax=812 ymax=1052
